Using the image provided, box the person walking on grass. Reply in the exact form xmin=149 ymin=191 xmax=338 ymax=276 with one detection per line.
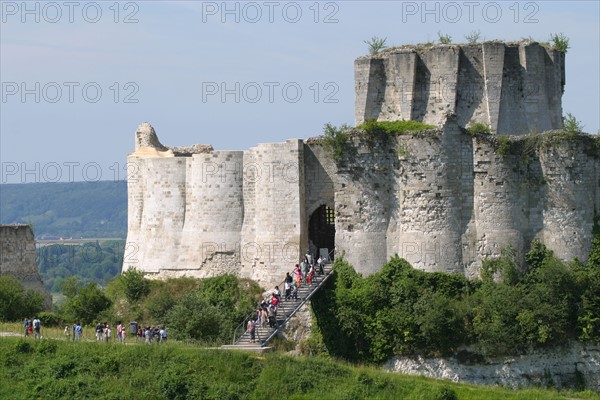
xmin=23 ymin=317 xmax=29 ymax=337
xmin=32 ymin=316 xmax=41 ymax=339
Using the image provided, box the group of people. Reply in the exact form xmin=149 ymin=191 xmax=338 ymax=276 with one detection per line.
xmin=63 ymin=322 xmax=84 ymax=341
xmin=137 ymin=325 xmax=168 ymax=344
xmin=246 ymin=254 xmax=327 ymax=343
xmin=26 ymin=318 xmax=167 ymax=345
xmin=293 ymin=254 xmax=326 ymax=289
xmin=23 ymin=316 xmax=41 ymax=339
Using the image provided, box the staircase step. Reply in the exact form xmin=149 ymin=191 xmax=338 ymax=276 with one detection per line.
xmin=228 ymin=265 xmax=335 ymax=348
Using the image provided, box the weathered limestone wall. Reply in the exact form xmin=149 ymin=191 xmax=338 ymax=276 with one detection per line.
xmin=539 ymin=140 xmax=598 ymax=261
xmin=239 ymin=140 xmax=305 ymax=285
xmin=0 ymin=225 xmax=52 ymax=308
xmin=356 ymin=42 xmax=565 ymax=134
xmin=304 ymin=123 xmax=598 ymax=278
xmin=125 ymin=125 xmax=306 ymax=289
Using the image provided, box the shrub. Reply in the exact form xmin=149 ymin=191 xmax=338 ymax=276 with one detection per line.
xmin=496 ymin=134 xmax=513 ymax=156
xmin=0 ymin=275 xmax=45 ymax=321
xmin=563 ymin=112 xmax=584 ymax=134
xmin=121 ymin=268 xmax=150 ymax=303
xmin=466 ymin=121 xmax=491 ymax=136
xmin=465 ymin=30 xmax=481 ymax=44
xmin=550 ymin=32 xmax=569 ymax=53
xmin=38 ymin=312 xmax=61 ymax=327
xmin=437 ymin=31 xmax=452 ymax=44
xmin=322 ymin=123 xmax=351 ymax=164
xmin=364 ymin=36 xmax=387 ymax=55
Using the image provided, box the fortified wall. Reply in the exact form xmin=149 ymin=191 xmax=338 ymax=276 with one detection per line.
xmin=0 ymin=224 xmax=52 ymax=308
xmin=125 ymin=41 xmax=598 ymax=286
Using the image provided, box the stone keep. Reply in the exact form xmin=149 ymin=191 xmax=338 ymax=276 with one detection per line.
xmin=125 ymin=41 xmax=598 ymax=286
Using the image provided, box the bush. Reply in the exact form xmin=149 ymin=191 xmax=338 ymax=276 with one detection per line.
xmin=322 ymin=123 xmax=351 ymax=164
xmin=465 ymin=30 xmax=481 ymax=44
xmin=0 ymin=275 xmax=45 ymax=321
xmin=120 ymin=268 xmax=150 ymax=303
xmin=466 ymin=121 xmax=492 ymax=136
xmin=165 ymin=275 xmax=262 ymax=344
xmin=437 ymin=31 xmax=452 ymax=44
xmin=550 ymin=32 xmax=569 ymax=53
xmin=563 ymin=112 xmax=584 ymax=134
xmin=364 ymin=36 xmax=387 ymax=55
xmin=61 ymin=280 xmax=112 ymax=325
xmin=38 ymin=312 xmax=61 ymax=327
xmin=496 ymin=134 xmax=513 ymax=156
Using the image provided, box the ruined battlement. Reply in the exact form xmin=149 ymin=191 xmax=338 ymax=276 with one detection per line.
xmin=0 ymin=224 xmax=52 ymax=308
xmin=355 ymin=41 xmax=565 ymax=134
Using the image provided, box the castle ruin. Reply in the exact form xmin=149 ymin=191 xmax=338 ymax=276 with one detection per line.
xmin=0 ymin=224 xmax=52 ymax=308
xmin=125 ymin=41 xmax=599 ymax=287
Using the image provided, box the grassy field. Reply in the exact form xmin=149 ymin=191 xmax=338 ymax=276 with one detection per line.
xmin=1 ymin=335 xmax=598 ymax=400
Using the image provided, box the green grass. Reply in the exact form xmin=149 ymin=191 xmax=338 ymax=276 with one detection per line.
xmin=0 ymin=337 xmax=597 ymax=400
xmin=357 ymin=119 xmax=435 ymax=134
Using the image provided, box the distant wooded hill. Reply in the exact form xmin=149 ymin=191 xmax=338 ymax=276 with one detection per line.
xmin=0 ymin=181 xmax=127 ymax=239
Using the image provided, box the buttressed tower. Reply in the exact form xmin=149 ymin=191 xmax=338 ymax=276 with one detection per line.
xmin=125 ymin=41 xmax=598 ymax=287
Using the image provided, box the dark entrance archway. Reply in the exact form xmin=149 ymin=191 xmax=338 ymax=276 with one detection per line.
xmin=308 ymin=205 xmax=335 ymax=261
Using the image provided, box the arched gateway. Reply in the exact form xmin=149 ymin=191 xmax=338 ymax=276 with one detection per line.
xmin=308 ymin=205 xmax=335 ymax=261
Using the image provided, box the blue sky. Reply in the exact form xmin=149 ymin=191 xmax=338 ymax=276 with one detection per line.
xmin=1 ymin=1 xmax=599 ymax=183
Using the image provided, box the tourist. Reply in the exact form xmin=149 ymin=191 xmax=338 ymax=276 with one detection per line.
xmin=23 ymin=317 xmax=29 ymax=337
xmin=294 ymin=264 xmax=302 ymax=288
xmin=160 ymin=326 xmax=167 ymax=343
xmin=32 ymin=316 xmax=41 ymax=339
xmin=116 ymin=322 xmax=124 ymax=343
xmin=72 ymin=322 xmax=77 ymax=341
xmin=300 ymin=260 xmax=309 ymax=283
xmin=247 ymin=319 xmax=256 ymax=343
xmin=271 ymin=293 xmax=279 ymax=312
xmin=64 ymin=325 xmax=70 ymax=340
xmin=74 ymin=322 xmax=82 ymax=341
xmin=104 ymin=323 xmax=111 ymax=342
xmin=267 ymin=306 xmax=277 ymax=328
xmin=284 ymin=272 xmax=293 ymax=300
xmin=145 ymin=326 xmax=152 ymax=344
xmin=307 ymin=264 xmax=315 ymax=285
xmin=263 ymin=307 xmax=269 ymax=327
xmin=284 ymin=279 xmax=292 ymax=301
xmin=290 ymin=282 xmax=298 ymax=300
xmin=95 ymin=321 xmax=104 ymax=341
xmin=256 ymin=307 xmax=263 ymax=326
xmin=317 ymin=256 xmax=324 ymax=275
xmin=273 ymin=286 xmax=281 ymax=302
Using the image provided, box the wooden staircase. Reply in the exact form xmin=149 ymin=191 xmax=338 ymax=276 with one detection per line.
xmin=223 ymin=263 xmax=334 ymax=350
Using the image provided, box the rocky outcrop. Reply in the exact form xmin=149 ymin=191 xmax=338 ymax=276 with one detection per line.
xmin=384 ymin=343 xmax=600 ymax=391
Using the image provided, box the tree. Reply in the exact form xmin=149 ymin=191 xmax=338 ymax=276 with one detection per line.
xmin=0 ymin=276 xmax=44 ymax=321
xmin=61 ymin=278 xmax=111 ymax=325
xmin=121 ymin=268 xmax=150 ymax=303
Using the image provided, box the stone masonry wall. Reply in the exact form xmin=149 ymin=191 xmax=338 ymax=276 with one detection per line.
xmin=0 ymin=224 xmax=52 ymax=308
xmin=126 ymin=129 xmax=305 ymax=289
xmin=355 ymin=42 xmax=565 ymax=135
xmin=305 ymin=121 xmax=598 ymax=277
